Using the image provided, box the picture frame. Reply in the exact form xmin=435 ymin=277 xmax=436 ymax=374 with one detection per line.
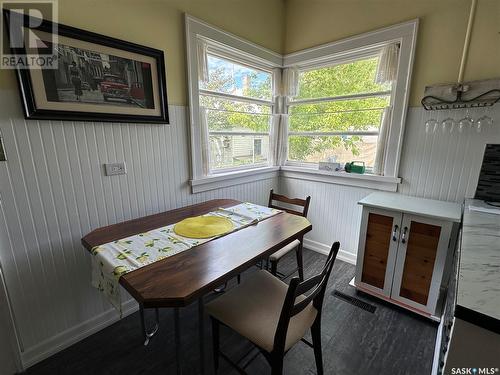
xmin=3 ymin=9 xmax=169 ymax=124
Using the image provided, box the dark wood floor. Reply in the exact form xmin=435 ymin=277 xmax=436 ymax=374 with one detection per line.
xmin=25 ymin=249 xmax=437 ymax=375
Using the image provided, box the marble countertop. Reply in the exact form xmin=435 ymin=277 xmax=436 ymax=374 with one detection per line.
xmin=457 ymin=199 xmax=500 ymax=323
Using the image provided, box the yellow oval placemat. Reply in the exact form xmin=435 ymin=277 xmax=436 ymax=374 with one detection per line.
xmin=173 ymin=216 xmax=234 ymax=239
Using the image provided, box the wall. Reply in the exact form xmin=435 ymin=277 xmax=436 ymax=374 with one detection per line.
xmin=284 ymin=0 xmax=500 ymax=106
xmin=0 ymin=96 xmax=279 ymax=368
xmin=0 ymin=0 xmax=286 ymax=105
xmin=1 ymin=0 xmax=499 ymax=369
xmin=0 ymin=267 xmax=20 ymax=375
xmin=0 ymin=0 xmax=284 ymax=369
xmin=280 ymin=0 xmax=500 ymax=259
xmin=281 ymin=105 xmax=500 ymax=261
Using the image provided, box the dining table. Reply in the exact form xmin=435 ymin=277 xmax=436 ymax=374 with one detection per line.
xmin=81 ymin=199 xmax=312 ymax=374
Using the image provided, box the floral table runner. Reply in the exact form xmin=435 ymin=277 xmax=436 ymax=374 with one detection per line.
xmin=91 ymin=202 xmax=281 ymax=313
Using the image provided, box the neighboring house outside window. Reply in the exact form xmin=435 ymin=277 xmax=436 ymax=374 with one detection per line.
xmin=200 ymin=52 xmax=274 ymax=171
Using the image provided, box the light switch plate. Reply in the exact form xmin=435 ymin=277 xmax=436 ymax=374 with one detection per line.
xmin=104 ymin=162 xmax=126 ymax=176
xmin=0 ymin=137 xmax=6 ymax=161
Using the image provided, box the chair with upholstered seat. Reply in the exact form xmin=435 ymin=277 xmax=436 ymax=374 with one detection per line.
xmin=267 ymin=189 xmax=311 ymax=281
xmin=206 ymin=241 xmax=340 ymax=375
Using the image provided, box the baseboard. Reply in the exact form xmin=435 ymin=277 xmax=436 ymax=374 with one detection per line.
xmin=303 ymin=238 xmax=357 ymax=265
xmin=20 ymin=298 xmax=139 ymax=369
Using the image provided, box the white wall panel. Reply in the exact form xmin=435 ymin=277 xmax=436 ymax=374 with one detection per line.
xmin=281 ymin=105 xmax=500 ymax=258
xmin=398 ymin=106 xmax=500 ymax=200
xmin=1 ymin=91 xmax=499 ymax=369
xmin=0 ymin=266 xmax=21 ymax=374
xmin=0 ymin=97 xmax=278 ymax=368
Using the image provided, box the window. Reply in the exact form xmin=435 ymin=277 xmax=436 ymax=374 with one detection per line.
xmin=187 ymin=15 xmax=417 ymax=192
xmin=287 ymin=56 xmax=392 ymax=173
xmin=199 ymin=53 xmax=273 ymax=171
xmin=254 ymin=139 xmax=262 ymax=156
xmin=282 ymin=20 xmax=417 ymax=183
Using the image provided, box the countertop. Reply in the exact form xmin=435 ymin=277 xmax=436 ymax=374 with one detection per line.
xmin=358 ymin=192 xmax=462 ymax=222
xmin=456 ymin=199 xmax=500 ymax=332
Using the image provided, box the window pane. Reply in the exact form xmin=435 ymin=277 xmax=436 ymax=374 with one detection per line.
xmin=201 ymin=94 xmax=271 ymax=133
xmin=200 ymin=95 xmax=272 ymax=114
xmin=210 ymin=135 xmax=269 ymax=170
xmin=289 ymin=97 xmax=389 ymax=132
xmin=206 ymin=108 xmax=270 ymax=133
xmin=288 ymin=135 xmax=378 ymax=168
xmin=295 ymin=57 xmax=391 ymax=100
xmin=200 ymin=54 xmax=272 ymax=100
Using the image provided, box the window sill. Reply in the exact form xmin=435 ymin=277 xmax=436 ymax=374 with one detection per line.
xmin=280 ymin=165 xmax=401 ymax=192
xmin=190 ymin=166 xmax=280 ymax=193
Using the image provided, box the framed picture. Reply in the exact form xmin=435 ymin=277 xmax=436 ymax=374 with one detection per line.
xmin=3 ymin=9 xmax=169 ymax=123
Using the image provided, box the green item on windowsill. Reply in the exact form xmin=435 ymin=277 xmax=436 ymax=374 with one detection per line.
xmin=345 ymin=161 xmax=366 ymax=174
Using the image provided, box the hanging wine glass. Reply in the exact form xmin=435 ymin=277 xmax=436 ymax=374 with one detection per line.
xmin=441 ymin=117 xmax=455 ymax=133
xmin=458 ymin=119 xmax=466 ymax=133
xmin=425 ymin=118 xmax=438 ymax=134
xmin=458 ymin=114 xmax=474 ymax=132
xmin=476 ymin=115 xmax=493 ymax=133
xmin=486 ymin=105 xmax=494 ymax=126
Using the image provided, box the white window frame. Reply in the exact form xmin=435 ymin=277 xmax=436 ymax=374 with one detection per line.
xmin=186 ymin=15 xmax=418 ymax=193
xmin=198 ymin=50 xmax=274 ymax=173
xmin=282 ymin=20 xmax=418 ymax=187
xmin=185 ymin=15 xmax=282 ymax=193
xmin=286 ymin=49 xmax=392 ymax=173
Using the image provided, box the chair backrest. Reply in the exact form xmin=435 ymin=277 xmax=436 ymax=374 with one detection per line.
xmin=268 ymin=189 xmax=311 ymax=218
xmin=272 ymin=241 xmax=340 ymax=354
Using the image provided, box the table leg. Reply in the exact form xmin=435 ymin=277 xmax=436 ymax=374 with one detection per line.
xmin=140 ymin=305 xmax=160 ymax=346
xmin=174 ymin=307 xmax=182 ymax=375
xmin=198 ymin=297 xmax=206 ymax=375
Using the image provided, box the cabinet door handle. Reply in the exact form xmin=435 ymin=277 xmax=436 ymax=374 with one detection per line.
xmin=392 ymin=224 xmax=399 ymax=241
xmin=401 ymin=226 xmax=408 ymax=244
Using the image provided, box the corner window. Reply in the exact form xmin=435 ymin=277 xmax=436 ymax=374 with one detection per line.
xmin=187 ymin=15 xmax=417 ymax=192
xmin=288 ymin=55 xmax=392 ymax=173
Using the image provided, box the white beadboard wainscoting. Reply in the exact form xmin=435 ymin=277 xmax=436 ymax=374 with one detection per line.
xmin=280 ymin=105 xmax=500 ymax=262
xmin=0 ymin=100 xmax=279 ymax=369
xmin=1 ymin=94 xmax=499 ymax=370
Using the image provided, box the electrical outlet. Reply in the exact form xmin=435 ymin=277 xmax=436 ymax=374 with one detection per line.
xmin=104 ymin=162 xmax=126 ymax=176
xmin=0 ymin=137 xmax=6 ymax=161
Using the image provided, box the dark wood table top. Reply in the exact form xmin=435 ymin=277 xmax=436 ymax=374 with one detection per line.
xmin=82 ymin=199 xmax=312 ymax=308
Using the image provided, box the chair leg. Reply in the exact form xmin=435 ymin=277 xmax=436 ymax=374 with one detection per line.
xmin=211 ymin=318 xmax=220 ymax=372
xmin=296 ymin=242 xmax=304 ymax=281
xmin=311 ymin=319 xmax=324 ymax=375
xmin=270 ymin=259 xmax=278 ymax=276
xmin=270 ymin=353 xmax=284 ymax=375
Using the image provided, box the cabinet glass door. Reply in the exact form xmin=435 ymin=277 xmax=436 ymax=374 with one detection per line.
xmin=391 ymin=214 xmax=452 ymax=314
xmin=355 ymin=208 xmax=402 ymax=297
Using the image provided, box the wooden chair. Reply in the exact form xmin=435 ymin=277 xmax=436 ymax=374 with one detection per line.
xmin=268 ymin=189 xmax=311 ymax=281
xmin=206 ymin=241 xmax=340 ymax=375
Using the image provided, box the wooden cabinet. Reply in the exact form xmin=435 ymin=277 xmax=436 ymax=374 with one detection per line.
xmin=356 ymin=208 xmax=401 ymax=297
xmin=354 ymin=192 xmax=461 ymax=319
xmin=391 ymin=214 xmax=452 ymax=314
